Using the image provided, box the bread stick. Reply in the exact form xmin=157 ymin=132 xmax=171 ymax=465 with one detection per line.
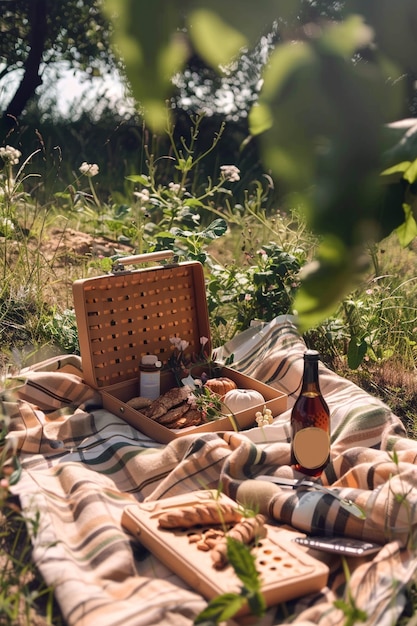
xmin=157 ymin=501 xmax=243 ymax=529
xmin=211 ymin=514 xmax=267 ymax=569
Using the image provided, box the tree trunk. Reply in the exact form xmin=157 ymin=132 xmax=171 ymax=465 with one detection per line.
xmin=3 ymin=0 xmax=48 ymax=125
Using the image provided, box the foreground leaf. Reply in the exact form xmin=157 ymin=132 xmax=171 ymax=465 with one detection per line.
xmin=225 ymin=537 xmax=261 ymax=592
xmin=194 ymin=592 xmax=247 ymax=624
xmin=103 ymin=0 xmax=188 ymax=130
xmin=293 ymin=237 xmax=365 ymax=332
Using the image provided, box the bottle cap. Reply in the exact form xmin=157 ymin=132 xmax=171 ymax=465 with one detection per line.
xmin=304 ymin=349 xmax=320 ymax=360
xmin=141 ymin=355 xmax=162 ymax=368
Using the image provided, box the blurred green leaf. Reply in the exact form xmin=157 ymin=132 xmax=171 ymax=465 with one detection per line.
xmin=103 ymin=0 xmax=188 ymax=130
xmin=188 ymin=0 xmax=298 ymax=51
xmin=319 ymin=14 xmax=374 ymax=57
xmin=347 ymin=337 xmax=368 ymax=369
xmin=403 ymin=159 xmax=417 ymax=184
xmin=188 ymin=9 xmax=246 ymax=68
xmin=126 ymin=174 xmax=151 ymax=185
xmin=226 ymin=537 xmax=261 ymax=592
xmin=395 ymin=204 xmax=417 ymax=247
xmin=294 ymin=237 xmax=362 ymax=331
xmin=8 ymin=456 xmax=22 ymax=486
xmin=194 ymin=592 xmax=246 ymax=624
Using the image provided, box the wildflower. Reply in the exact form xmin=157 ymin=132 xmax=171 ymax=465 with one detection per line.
xmin=179 ymin=339 xmax=189 ymax=352
xmin=169 ymin=336 xmax=190 ymax=352
xmin=134 ymin=188 xmax=150 ymax=203
xmin=220 ymin=165 xmax=240 ymax=182
xmin=0 ymin=217 xmax=15 ymax=235
xmin=168 ymin=182 xmax=185 ymax=194
xmin=79 ymin=162 xmax=99 ymax=177
xmin=257 ymin=248 xmax=268 ymax=262
xmin=244 ymin=293 xmax=252 ymax=302
xmin=200 ymin=336 xmax=209 ymax=347
xmin=0 ymin=145 xmax=21 ymax=165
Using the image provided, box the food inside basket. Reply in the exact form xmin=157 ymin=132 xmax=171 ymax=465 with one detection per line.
xmin=125 ymin=374 xmax=267 ymax=430
xmin=100 ymin=365 xmax=286 ymax=443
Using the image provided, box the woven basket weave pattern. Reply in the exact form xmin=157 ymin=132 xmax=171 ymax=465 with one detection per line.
xmin=74 ymin=264 xmax=209 ymax=388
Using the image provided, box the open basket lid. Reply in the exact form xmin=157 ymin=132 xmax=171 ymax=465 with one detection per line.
xmin=72 ymin=251 xmax=211 ymax=389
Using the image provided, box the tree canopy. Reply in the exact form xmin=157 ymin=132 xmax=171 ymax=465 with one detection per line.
xmin=0 ymin=0 xmax=116 ymax=123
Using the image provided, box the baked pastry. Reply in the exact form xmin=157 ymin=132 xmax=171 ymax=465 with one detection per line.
xmin=155 ymin=402 xmax=190 ymax=425
xmin=141 ymin=385 xmax=192 ymax=420
xmin=169 ymin=408 xmax=202 ymax=429
xmin=126 ymin=396 xmax=153 ymax=409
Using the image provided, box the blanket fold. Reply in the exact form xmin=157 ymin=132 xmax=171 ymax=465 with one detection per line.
xmin=5 ymin=316 xmax=417 ymax=626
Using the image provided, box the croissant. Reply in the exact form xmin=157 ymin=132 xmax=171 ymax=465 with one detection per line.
xmin=157 ymin=501 xmax=243 ymax=529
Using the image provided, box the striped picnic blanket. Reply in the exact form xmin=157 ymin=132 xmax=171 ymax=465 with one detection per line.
xmin=5 ymin=315 xmax=417 ymax=626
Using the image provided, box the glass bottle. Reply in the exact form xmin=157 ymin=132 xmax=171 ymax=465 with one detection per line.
xmin=290 ymin=349 xmax=330 ymax=477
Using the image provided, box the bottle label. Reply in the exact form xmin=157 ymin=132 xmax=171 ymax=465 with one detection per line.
xmin=293 ymin=427 xmax=330 ymax=469
xmin=140 ymin=370 xmax=160 ymax=400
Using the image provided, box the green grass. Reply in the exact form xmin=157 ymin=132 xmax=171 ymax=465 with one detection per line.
xmin=0 ymin=505 xmax=62 ymax=626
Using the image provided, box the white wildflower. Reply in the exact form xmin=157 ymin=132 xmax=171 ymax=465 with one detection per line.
xmin=0 ymin=217 xmax=15 ymax=234
xmin=220 ymin=165 xmax=240 ymax=182
xmin=200 ymin=336 xmax=209 ymax=347
xmin=169 ymin=336 xmax=189 ymax=352
xmin=179 ymin=339 xmax=189 ymax=352
xmin=79 ymin=162 xmax=99 ymax=177
xmin=0 ymin=145 xmax=21 ymax=165
xmin=169 ymin=336 xmax=182 ymax=349
xmin=134 ymin=188 xmax=150 ymax=203
xmin=168 ymin=182 xmax=185 ymax=194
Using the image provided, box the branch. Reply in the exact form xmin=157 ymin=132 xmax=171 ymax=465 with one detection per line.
xmin=3 ymin=0 xmax=48 ymax=120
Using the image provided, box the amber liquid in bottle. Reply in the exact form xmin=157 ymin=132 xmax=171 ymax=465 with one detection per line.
xmin=290 ymin=349 xmax=330 ymax=477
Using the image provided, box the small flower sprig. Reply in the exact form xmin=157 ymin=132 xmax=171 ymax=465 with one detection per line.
xmin=255 ymin=406 xmax=273 ymax=427
xmin=168 ymin=335 xmax=212 ymax=384
xmin=0 ymin=145 xmax=21 ymax=199
xmin=79 ymin=161 xmax=100 ymax=208
xmin=187 ymin=382 xmax=223 ymax=422
xmin=129 ymin=158 xmax=241 ymax=230
xmin=0 ymin=146 xmax=21 ymax=166
xmin=187 ymin=383 xmax=239 ymax=432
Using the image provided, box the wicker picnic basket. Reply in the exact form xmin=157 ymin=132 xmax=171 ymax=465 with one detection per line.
xmin=73 ymin=251 xmax=286 ymax=443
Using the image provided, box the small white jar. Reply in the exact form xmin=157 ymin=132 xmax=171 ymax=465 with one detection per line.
xmin=139 ymin=354 xmax=162 ymax=400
